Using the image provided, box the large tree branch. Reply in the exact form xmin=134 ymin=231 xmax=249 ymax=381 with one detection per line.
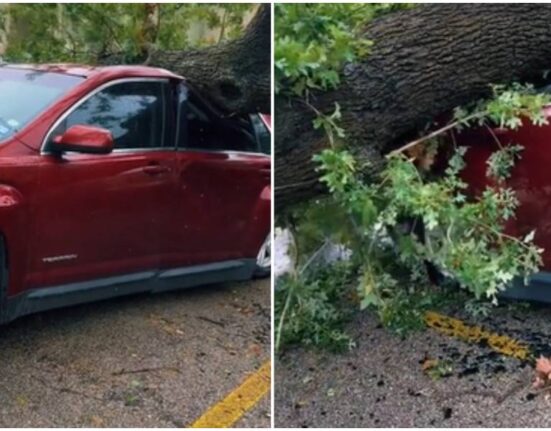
xmin=149 ymin=4 xmax=270 ymax=114
xmin=98 ymin=4 xmax=270 ymax=115
xmin=275 ymin=4 xmax=551 ymax=208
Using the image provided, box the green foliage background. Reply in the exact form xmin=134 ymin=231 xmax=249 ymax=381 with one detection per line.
xmin=0 ymin=3 xmax=255 ymax=64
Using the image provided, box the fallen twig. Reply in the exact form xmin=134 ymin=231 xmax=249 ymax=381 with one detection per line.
xmin=196 ymin=316 xmax=226 ymax=327
xmin=111 ymin=366 xmax=181 ymax=376
xmin=32 ymin=373 xmax=104 ymax=401
xmin=387 ymin=112 xmax=481 ymax=158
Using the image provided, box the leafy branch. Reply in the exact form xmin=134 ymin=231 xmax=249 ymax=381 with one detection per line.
xmin=276 ymin=82 xmax=551 ymax=351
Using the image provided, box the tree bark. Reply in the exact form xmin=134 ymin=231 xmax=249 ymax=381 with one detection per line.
xmin=275 ymin=3 xmax=551 ymax=208
xmin=137 ymin=4 xmax=160 ymax=59
xmin=149 ymin=4 xmax=270 ymax=114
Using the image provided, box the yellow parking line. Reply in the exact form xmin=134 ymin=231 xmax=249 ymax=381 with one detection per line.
xmin=190 ymin=360 xmax=271 ymax=428
xmin=424 ymin=311 xmax=531 ymax=361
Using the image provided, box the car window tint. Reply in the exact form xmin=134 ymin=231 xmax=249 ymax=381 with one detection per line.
xmin=51 ymin=80 xmax=167 ymax=150
xmin=183 ymin=91 xmax=258 ymax=153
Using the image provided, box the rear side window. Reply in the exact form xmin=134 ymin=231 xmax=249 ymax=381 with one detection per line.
xmin=49 ymin=80 xmax=169 ymax=150
xmin=177 ymin=85 xmax=259 ymax=153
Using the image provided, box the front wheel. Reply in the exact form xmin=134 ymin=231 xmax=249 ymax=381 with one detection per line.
xmin=254 ymin=233 xmax=271 ymax=278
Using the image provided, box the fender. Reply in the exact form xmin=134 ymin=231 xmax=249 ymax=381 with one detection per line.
xmin=0 ymin=184 xmax=29 ymax=297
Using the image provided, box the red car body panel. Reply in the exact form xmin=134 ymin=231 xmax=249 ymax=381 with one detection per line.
xmin=457 ymin=108 xmax=551 ymax=270
xmin=28 ymin=150 xmax=177 ymax=290
xmin=0 ymin=65 xmax=271 ymax=309
xmin=163 ymin=151 xmax=271 ymax=268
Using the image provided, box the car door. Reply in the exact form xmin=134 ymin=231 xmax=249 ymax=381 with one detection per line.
xmin=161 ymin=84 xmax=271 ymax=269
xmin=28 ymin=78 xmax=177 ymax=289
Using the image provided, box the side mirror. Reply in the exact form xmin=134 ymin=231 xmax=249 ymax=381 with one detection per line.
xmin=52 ymin=125 xmax=114 ymax=155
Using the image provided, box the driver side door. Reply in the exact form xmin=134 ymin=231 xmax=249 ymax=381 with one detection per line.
xmin=28 ymin=78 xmax=177 ymax=289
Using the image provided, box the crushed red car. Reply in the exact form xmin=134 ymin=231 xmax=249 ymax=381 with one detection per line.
xmin=453 ymin=106 xmax=551 ymax=302
xmin=0 ymin=64 xmax=271 ymax=323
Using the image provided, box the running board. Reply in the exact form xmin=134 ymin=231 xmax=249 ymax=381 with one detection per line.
xmin=5 ymin=259 xmax=255 ymax=323
xmin=499 ymin=271 xmax=551 ymax=304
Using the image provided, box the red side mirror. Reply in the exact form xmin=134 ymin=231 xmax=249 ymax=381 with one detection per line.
xmin=53 ymin=125 xmax=114 ymax=154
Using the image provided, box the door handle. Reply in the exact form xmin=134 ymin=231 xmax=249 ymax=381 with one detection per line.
xmin=143 ymin=164 xmax=171 ymax=175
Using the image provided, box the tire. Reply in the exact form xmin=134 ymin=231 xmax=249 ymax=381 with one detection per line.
xmin=254 ymin=233 xmax=271 ymax=278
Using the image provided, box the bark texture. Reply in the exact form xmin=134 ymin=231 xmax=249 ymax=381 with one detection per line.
xmin=275 ymin=4 xmax=551 ymax=208
xmin=149 ymin=4 xmax=270 ymax=114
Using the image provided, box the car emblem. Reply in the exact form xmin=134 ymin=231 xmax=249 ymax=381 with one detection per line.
xmin=42 ymin=254 xmax=78 ymax=263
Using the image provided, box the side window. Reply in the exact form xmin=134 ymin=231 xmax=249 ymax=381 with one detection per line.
xmin=49 ymin=80 xmax=168 ymax=150
xmin=179 ymin=87 xmax=258 ymax=153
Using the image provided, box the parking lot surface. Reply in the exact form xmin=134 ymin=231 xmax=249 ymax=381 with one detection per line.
xmin=276 ymin=302 xmax=551 ymax=427
xmin=0 ymin=278 xmax=270 ymax=427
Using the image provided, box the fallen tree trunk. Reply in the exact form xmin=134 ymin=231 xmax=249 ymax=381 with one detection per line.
xmin=275 ymin=3 xmax=551 ymax=208
xmin=149 ymin=4 xmax=270 ymax=115
xmin=99 ymin=4 xmax=270 ymax=115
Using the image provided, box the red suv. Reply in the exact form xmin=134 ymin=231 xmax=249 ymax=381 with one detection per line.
xmin=0 ymin=64 xmax=271 ymax=323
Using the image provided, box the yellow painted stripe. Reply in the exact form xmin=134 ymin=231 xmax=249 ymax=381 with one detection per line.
xmin=190 ymin=361 xmax=271 ymax=428
xmin=424 ymin=311 xmax=531 ymax=361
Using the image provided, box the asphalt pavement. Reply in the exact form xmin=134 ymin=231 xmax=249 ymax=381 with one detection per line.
xmin=0 ymin=278 xmax=270 ymax=427
xmin=275 ymin=302 xmax=551 ymax=427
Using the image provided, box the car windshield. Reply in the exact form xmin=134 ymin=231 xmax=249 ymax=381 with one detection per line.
xmin=0 ymin=68 xmax=84 ymax=141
